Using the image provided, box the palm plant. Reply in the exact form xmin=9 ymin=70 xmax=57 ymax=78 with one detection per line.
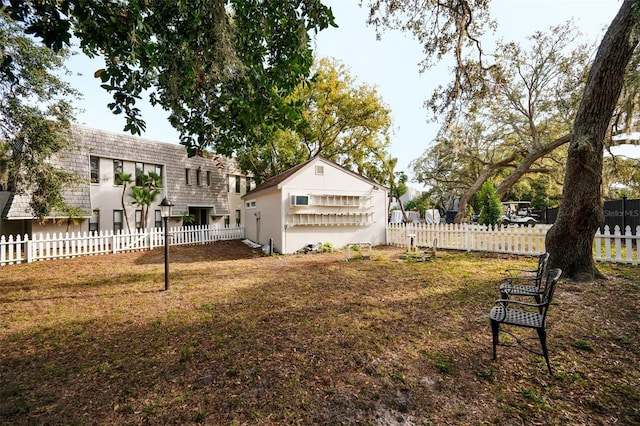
xmin=129 ymin=172 xmax=162 ymax=230
xmin=115 ymin=172 xmax=133 ymax=232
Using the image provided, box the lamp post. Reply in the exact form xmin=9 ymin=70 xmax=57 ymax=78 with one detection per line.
xmin=159 ymin=197 xmax=173 ymax=291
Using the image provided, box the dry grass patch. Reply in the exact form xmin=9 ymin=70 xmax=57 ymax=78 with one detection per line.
xmin=0 ymin=241 xmax=638 ymax=425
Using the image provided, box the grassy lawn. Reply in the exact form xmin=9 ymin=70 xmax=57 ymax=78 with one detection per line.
xmin=1 ymin=240 xmax=638 ymax=425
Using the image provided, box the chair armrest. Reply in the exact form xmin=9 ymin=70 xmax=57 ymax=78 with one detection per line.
xmin=495 ymin=298 xmax=544 ymax=309
xmin=505 ymin=267 xmax=537 ymax=275
xmin=504 ymin=276 xmax=538 ymax=283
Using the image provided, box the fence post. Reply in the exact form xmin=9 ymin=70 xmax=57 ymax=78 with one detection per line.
xmin=112 ymin=230 xmax=118 ymax=254
xmin=25 ymin=234 xmax=33 ymax=263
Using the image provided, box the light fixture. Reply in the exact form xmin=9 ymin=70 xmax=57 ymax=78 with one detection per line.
xmin=158 ymin=197 xmax=174 ymax=290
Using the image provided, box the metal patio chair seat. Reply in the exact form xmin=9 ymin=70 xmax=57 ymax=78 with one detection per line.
xmin=499 ymin=252 xmax=549 ymax=302
xmin=490 ymin=268 xmax=562 ymax=375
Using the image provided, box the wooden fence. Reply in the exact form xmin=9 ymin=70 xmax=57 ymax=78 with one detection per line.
xmin=2 ymin=223 xmax=639 ymax=266
xmin=0 ymin=225 xmax=244 ymax=266
xmin=387 ymin=223 xmax=640 ymax=265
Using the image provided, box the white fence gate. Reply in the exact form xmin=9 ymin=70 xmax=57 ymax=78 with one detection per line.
xmin=0 ymin=225 xmax=244 ymax=266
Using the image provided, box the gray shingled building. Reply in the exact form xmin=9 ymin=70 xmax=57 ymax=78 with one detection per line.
xmin=0 ymin=126 xmax=251 ymax=237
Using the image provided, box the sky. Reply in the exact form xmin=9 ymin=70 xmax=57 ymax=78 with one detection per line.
xmin=65 ymin=0 xmax=628 ymax=189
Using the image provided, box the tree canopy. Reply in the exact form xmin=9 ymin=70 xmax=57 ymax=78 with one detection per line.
xmin=367 ymin=0 xmax=640 ymax=280
xmin=410 ymin=22 xmax=590 ymax=221
xmin=2 ymin=0 xmax=337 ymax=156
xmin=0 ymin=11 xmax=80 ymax=219
xmin=235 ymin=58 xmax=395 ymax=184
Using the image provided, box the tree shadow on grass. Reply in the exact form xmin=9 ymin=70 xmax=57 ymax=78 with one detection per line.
xmin=1 ymin=250 xmax=638 ymax=425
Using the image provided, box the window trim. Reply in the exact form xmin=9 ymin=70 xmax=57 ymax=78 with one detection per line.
xmin=135 ymin=209 xmax=143 ymax=230
xmin=90 ymin=156 xmax=100 ymax=184
xmin=113 ymin=159 xmax=124 ymax=184
xmin=135 ymin=162 xmax=144 ymax=186
xmin=89 ymin=209 xmax=100 ymax=233
xmin=113 ymin=210 xmax=124 ymax=233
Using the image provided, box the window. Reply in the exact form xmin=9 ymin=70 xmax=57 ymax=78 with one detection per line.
xmin=89 ymin=210 xmax=99 ymax=233
xmin=315 ymin=165 xmax=324 ymax=175
xmin=135 ymin=162 xmax=144 ymax=186
xmin=155 ymin=164 xmax=163 ymax=177
xmin=196 ymin=168 xmax=202 ymax=186
xmin=246 ymin=177 xmax=251 ymax=193
xmin=185 ymin=168 xmax=190 ymax=185
xmin=206 ymin=171 xmax=211 ymax=186
xmin=235 ymin=209 xmax=241 ymax=226
xmin=224 ymin=216 xmax=230 ymax=227
xmin=113 ymin=210 xmax=123 ymax=233
xmin=245 ymin=200 xmax=256 ymax=209
xmin=291 ymin=195 xmax=309 ymax=206
xmin=90 ymin=156 xmax=99 ymax=183
xmin=135 ymin=209 xmax=143 ymax=229
xmin=235 ymin=175 xmax=241 ymax=193
xmin=113 ymin=159 xmax=123 ymax=183
xmin=154 ymin=210 xmax=162 ymax=228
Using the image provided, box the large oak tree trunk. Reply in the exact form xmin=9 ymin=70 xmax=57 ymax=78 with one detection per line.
xmin=546 ymin=0 xmax=638 ymax=281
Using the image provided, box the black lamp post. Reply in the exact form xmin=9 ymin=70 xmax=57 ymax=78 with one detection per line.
xmin=159 ymin=197 xmax=173 ymax=291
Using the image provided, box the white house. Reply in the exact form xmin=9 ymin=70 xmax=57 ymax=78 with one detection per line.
xmin=242 ymin=157 xmax=388 ymax=254
xmin=0 ymin=126 xmax=253 ymax=236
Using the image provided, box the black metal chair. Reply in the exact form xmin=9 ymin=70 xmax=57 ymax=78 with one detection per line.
xmin=499 ymin=252 xmax=549 ymax=303
xmin=490 ymin=268 xmax=562 ymax=375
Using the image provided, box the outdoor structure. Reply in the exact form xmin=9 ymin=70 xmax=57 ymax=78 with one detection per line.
xmin=242 ymin=157 xmax=388 ymax=254
xmin=0 ymin=126 xmax=252 ymax=236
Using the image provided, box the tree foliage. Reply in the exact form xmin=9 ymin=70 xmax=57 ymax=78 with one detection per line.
xmin=0 ymin=11 xmax=80 ymax=219
xmin=235 ymin=58 xmax=395 ymax=184
xmin=368 ymin=0 xmax=640 ymax=280
xmin=129 ymin=171 xmax=162 ymax=230
xmin=366 ymin=0 xmax=494 ymax=122
xmin=545 ymin=1 xmax=640 ymax=281
xmin=410 ymin=22 xmax=590 ymax=222
xmin=3 ymin=0 xmax=336 ymax=157
xmin=115 ymin=172 xmax=133 ymax=232
xmin=477 ymin=180 xmax=502 ymax=226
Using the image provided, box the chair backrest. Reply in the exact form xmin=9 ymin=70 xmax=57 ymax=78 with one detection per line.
xmin=536 ymin=252 xmax=550 ymax=277
xmin=534 ymin=252 xmax=550 ymax=289
xmin=539 ymin=268 xmax=562 ymax=323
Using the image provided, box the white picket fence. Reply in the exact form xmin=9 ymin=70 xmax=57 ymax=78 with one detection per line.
xmin=2 ymin=222 xmax=639 ymax=266
xmin=0 ymin=225 xmax=244 ymax=266
xmin=387 ymin=223 xmax=640 ymax=265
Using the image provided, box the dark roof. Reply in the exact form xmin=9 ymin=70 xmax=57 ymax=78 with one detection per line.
xmin=245 ymin=159 xmax=313 ymax=197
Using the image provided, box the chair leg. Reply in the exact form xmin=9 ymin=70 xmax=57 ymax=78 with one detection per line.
xmin=491 ymin=320 xmax=500 ymax=360
xmin=537 ymin=327 xmax=552 ymax=375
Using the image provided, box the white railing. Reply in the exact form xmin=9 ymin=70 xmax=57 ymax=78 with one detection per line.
xmin=387 ymin=223 xmax=640 ymax=265
xmin=0 ymin=225 xmax=244 ymax=266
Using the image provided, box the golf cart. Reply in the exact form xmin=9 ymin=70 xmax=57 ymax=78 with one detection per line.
xmin=501 ymin=201 xmax=538 ymax=226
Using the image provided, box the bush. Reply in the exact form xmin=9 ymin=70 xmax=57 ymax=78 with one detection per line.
xmin=478 ymin=181 xmax=503 ymax=225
